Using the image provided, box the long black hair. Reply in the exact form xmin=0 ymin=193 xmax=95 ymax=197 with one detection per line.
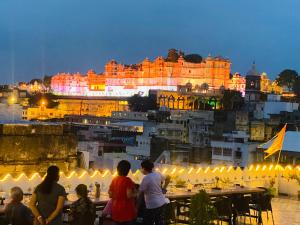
xmin=37 ymin=166 xmax=60 ymax=194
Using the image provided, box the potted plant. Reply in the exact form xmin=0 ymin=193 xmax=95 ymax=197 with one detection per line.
xmin=289 ymin=174 xmax=300 ymax=200
xmin=175 ymin=179 xmax=187 ymax=188
xmin=189 ymin=190 xmax=217 ymax=225
xmin=267 ymin=178 xmax=277 ymax=197
xmin=212 ymin=176 xmax=221 ymax=190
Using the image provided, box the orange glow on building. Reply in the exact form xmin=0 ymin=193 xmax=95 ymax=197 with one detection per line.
xmin=228 ymin=73 xmax=246 ymax=96
xmin=51 ymin=55 xmax=231 ymax=97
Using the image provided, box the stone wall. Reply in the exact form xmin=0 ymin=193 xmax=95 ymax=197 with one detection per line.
xmin=0 ymin=123 xmax=78 ymax=174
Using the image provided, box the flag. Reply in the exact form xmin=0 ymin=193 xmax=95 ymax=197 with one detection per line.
xmin=264 ymin=124 xmax=287 ymax=159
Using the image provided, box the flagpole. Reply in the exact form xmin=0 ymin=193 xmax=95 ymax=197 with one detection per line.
xmin=276 ymin=148 xmax=282 ymax=168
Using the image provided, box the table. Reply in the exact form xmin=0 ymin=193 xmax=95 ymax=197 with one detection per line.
xmin=166 ymin=187 xmax=266 ymax=199
xmin=166 ymin=187 xmax=266 ymax=225
xmin=0 ymin=187 xmax=266 ymax=225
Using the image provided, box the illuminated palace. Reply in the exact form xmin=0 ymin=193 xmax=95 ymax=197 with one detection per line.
xmin=51 ymin=55 xmax=231 ymax=97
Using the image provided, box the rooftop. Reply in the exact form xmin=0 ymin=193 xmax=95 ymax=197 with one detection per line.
xmin=259 ymin=131 xmax=300 ymax=153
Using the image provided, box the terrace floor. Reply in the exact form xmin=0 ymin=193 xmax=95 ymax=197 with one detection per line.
xmin=230 ymin=197 xmax=300 ymax=225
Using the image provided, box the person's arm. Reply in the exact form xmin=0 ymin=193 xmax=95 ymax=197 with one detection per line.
xmin=29 ymin=193 xmax=44 ymax=225
xmin=0 ymin=202 xmax=10 ymax=214
xmin=126 ymin=187 xmax=137 ymax=199
xmin=163 ymin=175 xmax=171 ymax=189
xmin=45 ymin=196 xmax=65 ymax=225
xmin=108 ymin=182 xmax=113 ymax=198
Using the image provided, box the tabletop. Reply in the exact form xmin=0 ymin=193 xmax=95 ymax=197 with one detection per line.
xmin=166 ymin=187 xmax=266 ymax=199
xmin=0 ymin=186 xmax=266 ymax=210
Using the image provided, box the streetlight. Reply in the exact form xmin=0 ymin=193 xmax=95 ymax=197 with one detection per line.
xmin=8 ymin=96 xmax=16 ymax=105
xmin=40 ymin=99 xmax=47 ymax=107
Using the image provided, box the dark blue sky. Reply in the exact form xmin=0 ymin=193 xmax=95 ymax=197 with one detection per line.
xmin=1 ymin=0 xmax=300 ymax=84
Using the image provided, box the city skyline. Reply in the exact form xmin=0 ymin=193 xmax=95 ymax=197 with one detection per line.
xmin=1 ymin=0 xmax=300 ymax=84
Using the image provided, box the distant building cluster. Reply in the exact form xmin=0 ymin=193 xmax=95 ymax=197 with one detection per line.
xmin=51 ymin=55 xmax=231 ymax=97
xmin=0 ymin=52 xmax=298 ymax=173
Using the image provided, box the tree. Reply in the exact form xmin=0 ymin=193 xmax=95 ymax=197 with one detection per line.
xmin=189 ymin=190 xmax=217 ymax=225
xmin=293 ymin=77 xmax=300 ymax=101
xmin=128 ymin=94 xmax=158 ymax=112
xmin=276 ymin=69 xmax=298 ymax=91
xmin=200 ymin=83 xmax=209 ymax=92
xmin=165 ymin=49 xmax=179 ymax=62
xmin=184 ymin=54 xmax=202 ymax=63
xmin=28 ymin=93 xmax=59 ymax=108
xmin=43 ymin=75 xmax=52 ymax=89
xmin=221 ymin=90 xmax=244 ymax=110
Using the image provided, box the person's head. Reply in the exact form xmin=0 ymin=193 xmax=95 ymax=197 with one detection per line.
xmin=141 ymin=160 xmax=154 ymax=175
xmin=117 ymin=160 xmax=131 ymax=176
xmin=46 ymin=165 xmax=60 ymax=182
xmin=10 ymin=187 xmax=23 ymax=203
xmin=75 ymin=184 xmax=88 ymax=199
xmin=38 ymin=165 xmax=60 ymax=194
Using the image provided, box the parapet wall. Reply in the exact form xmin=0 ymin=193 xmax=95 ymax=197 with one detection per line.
xmin=0 ymin=164 xmax=299 ymax=197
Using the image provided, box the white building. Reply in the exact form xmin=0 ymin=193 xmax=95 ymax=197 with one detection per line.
xmin=254 ymin=94 xmax=299 ymax=119
xmin=111 ymin=111 xmax=148 ymax=121
xmin=211 ymin=131 xmax=258 ymax=167
xmin=126 ymin=124 xmax=156 ymax=170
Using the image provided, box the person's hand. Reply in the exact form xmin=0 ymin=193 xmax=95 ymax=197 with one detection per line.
xmin=45 ymin=218 xmax=51 ymax=225
xmin=37 ymin=216 xmax=45 ymax=225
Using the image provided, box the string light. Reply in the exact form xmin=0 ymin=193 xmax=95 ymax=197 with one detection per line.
xmin=220 ymin=166 xmax=225 ymax=173
xmin=14 ymin=173 xmax=25 ymax=182
xmin=188 ymin=168 xmax=193 ymax=174
xmin=249 ymin=165 xmax=254 ymax=171
xmin=170 ymin=168 xmax=177 ymax=175
xmin=255 ymin=165 xmax=260 ymax=171
xmin=0 ymin=174 xmax=10 ymax=182
xmin=286 ymin=165 xmax=292 ymax=171
xmin=79 ymin=171 xmax=87 ymax=179
xmin=91 ymin=171 xmax=99 ymax=178
xmin=0 ymin=164 xmax=298 ymax=185
xmin=204 ymin=167 xmax=210 ymax=173
xmin=227 ymin=166 xmax=233 ymax=172
xmin=29 ymin=173 xmax=40 ymax=181
xmin=212 ymin=167 xmax=219 ymax=173
xmin=162 ymin=168 xmax=168 ymax=174
xmin=102 ymin=170 xmax=109 ymax=178
xmin=269 ymin=164 xmax=273 ymax=171
xmin=196 ymin=167 xmax=202 ymax=174
xmin=66 ymin=171 xmax=76 ymax=179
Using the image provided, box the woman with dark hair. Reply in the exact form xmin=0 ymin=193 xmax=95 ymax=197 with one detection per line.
xmin=68 ymin=184 xmax=95 ymax=225
xmin=108 ymin=160 xmax=137 ymax=225
xmin=29 ymin=165 xmax=67 ymax=225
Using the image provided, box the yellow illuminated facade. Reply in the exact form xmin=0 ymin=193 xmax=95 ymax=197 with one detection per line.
xmin=23 ymin=98 xmax=128 ymax=120
xmin=260 ymin=72 xmax=282 ymax=94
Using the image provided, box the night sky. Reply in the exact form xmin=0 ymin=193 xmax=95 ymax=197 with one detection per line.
xmin=1 ymin=0 xmax=300 ymax=84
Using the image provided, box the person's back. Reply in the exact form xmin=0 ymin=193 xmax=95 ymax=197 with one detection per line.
xmin=109 ymin=160 xmax=137 ymax=224
xmin=5 ymin=202 xmax=33 ymax=225
xmin=35 ymin=182 xmax=66 ymax=224
xmin=140 ymin=160 xmax=166 ymax=225
xmin=30 ymin=166 xmax=66 ymax=225
xmin=140 ymin=172 xmax=165 ymax=209
xmin=69 ymin=197 xmax=95 ymax=225
xmin=109 ymin=175 xmax=137 ymax=222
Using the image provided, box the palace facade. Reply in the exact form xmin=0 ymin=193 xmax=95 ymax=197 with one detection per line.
xmin=51 ymin=55 xmax=231 ymax=97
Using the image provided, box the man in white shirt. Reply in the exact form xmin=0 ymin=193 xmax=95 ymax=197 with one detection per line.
xmin=139 ymin=160 xmax=169 ymax=225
